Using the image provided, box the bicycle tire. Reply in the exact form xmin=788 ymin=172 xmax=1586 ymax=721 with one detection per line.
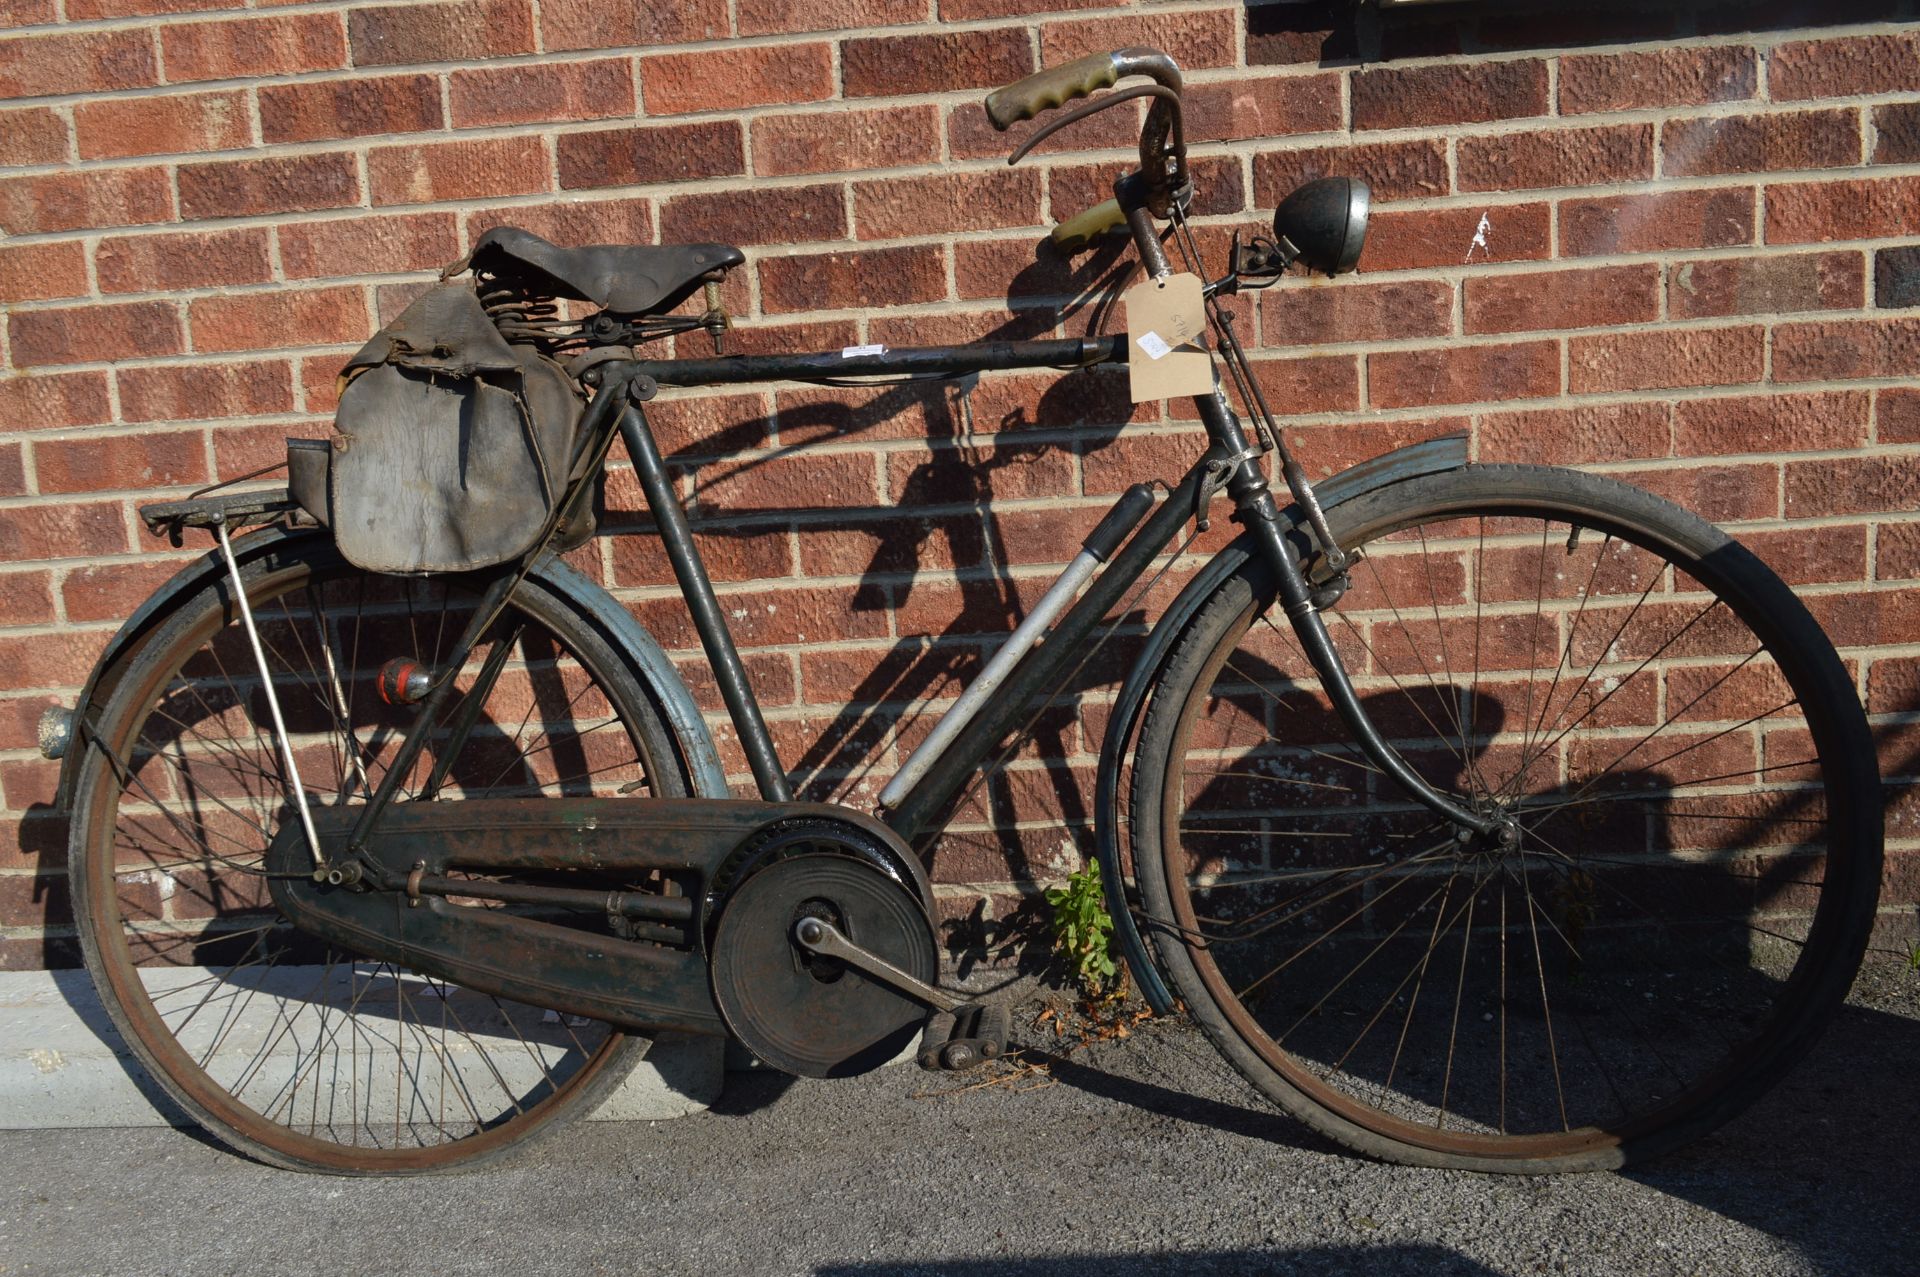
xmin=1131 ymin=464 xmax=1881 ymax=1172
xmin=69 ymin=534 xmax=692 ymax=1174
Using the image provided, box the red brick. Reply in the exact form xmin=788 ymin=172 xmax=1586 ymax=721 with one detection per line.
xmin=1876 ymin=102 xmax=1920 ymax=165
xmin=760 ymin=245 xmax=945 ymax=314
xmin=1667 ymin=251 xmax=1863 ymax=319
xmin=35 ymin=430 xmax=209 ymax=495
xmin=0 ymin=444 xmax=22 ymax=498
xmin=540 ymin=0 xmax=724 ymax=51
xmin=1367 ymin=340 xmax=1559 ymax=409
xmin=1458 ymin=123 xmax=1652 ymax=192
xmin=557 ymin=121 xmax=743 ymax=189
xmin=1353 ymin=59 xmax=1548 ymax=130
xmin=660 ymin=185 xmax=845 ymax=248
xmin=1480 ymin=402 xmax=1670 ymax=465
xmin=1785 ymin=455 xmax=1920 ymax=520
xmin=1673 ymin=389 xmax=1869 ymax=456
xmin=1771 ymin=32 xmax=1920 ymax=101
xmin=1766 ymin=176 xmax=1920 ymax=245
xmin=161 ymin=13 xmax=345 ymax=83
xmin=0 ymin=29 xmax=157 ymax=98
xmin=177 ymin=153 xmax=358 ymax=220
xmin=0 ymin=0 xmax=54 ymax=24
xmin=1465 ymin=264 xmax=1659 ymax=333
xmin=1234 ymin=353 xmax=1361 ymax=415
xmin=843 ymin=29 xmax=1031 ymax=97
xmin=1738 ymin=523 xmax=1867 ymax=588
xmin=1253 ymin=139 xmax=1448 ymax=205
xmin=636 ymin=582 xmax=887 ymax=650
xmin=1559 ymin=45 xmax=1756 ymax=114
xmin=0 ymin=502 xmax=128 ymax=560
xmin=1661 ymin=108 xmax=1860 ymax=179
xmin=1881 ymin=387 xmax=1920 ymax=443
xmin=1568 ymin=325 xmax=1763 ymax=393
xmin=368 ymin=136 xmax=548 ymax=206
xmin=74 ymin=91 xmax=250 ymax=163
xmin=1363 ymin=203 xmax=1551 ymax=272
xmin=0 ymin=106 xmax=65 ymax=166
xmin=462 ymin=198 xmax=652 ymax=250
xmin=53 ymin=557 xmax=178 ymax=628
xmin=758 ymin=106 xmax=941 ymax=177
xmin=0 ymin=168 xmax=172 ymax=236
xmin=276 ymin=213 xmax=457 ymax=281
xmin=0 ymin=873 xmax=70 ymax=930
xmin=117 ymin=361 xmax=293 ymax=423
xmin=259 ymin=74 xmax=440 ymax=145
xmin=95 ymin=227 xmax=272 ymax=294
xmin=0 ymin=574 xmax=51 ymax=628
xmin=1179 ymin=71 xmax=1343 ymax=142
xmin=1773 ymin=317 xmax=1920 ymax=383
xmin=854 ymin=169 xmax=1040 ymax=240
xmin=449 ymin=58 xmax=634 ymax=129
xmin=8 ymin=301 xmax=183 ymax=368
xmin=348 ymin=0 xmax=534 ymax=66
xmin=1560 ymin=188 xmax=1754 ymax=257
xmin=1616 ymin=461 xmax=1777 ymax=524
xmin=690 ymin=449 xmax=876 ymax=517
xmin=1039 ymin=8 xmax=1237 ymax=71
xmin=64 ymin=0 xmax=231 ymax=16
xmin=0 ymin=372 xmax=111 ymax=432
xmin=739 ymin=0 xmax=922 ymax=35
xmin=1261 ymin=278 xmax=1452 ymax=346
xmin=189 ymin=286 xmax=368 ymax=355
xmin=643 ymin=42 xmax=833 ymax=114
xmin=0 ymin=242 xmax=86 ymax=304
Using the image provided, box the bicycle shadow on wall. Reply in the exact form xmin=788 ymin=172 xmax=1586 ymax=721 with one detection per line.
xmin=634 ymin=236 xmax=1156 ymax=915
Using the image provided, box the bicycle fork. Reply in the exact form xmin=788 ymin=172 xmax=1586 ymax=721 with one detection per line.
xmin=1194 ymin=388 xmax=1503 ymax=845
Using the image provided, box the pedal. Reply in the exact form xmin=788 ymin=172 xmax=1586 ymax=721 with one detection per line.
xmin=916 ymin=1002 xmax=1011 ymax=1071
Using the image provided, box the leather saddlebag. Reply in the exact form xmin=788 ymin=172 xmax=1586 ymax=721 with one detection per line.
xmin=289 ymin=283 xmax=590 ymax=575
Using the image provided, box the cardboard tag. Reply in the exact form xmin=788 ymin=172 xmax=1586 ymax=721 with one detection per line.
xmin=1124 ymin=272 xmax=1211 ymax=402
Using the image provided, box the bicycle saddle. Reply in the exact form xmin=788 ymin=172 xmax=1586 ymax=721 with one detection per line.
xmin=454 ymin=226 xmax=744 ymax=317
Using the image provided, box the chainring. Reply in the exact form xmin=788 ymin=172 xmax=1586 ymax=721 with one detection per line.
xmin=709 ymin=850 xmax=938 ymax=1079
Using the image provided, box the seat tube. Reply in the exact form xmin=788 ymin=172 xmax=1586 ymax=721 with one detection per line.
xmin=618 ymin=402 xmax=792 ymax=803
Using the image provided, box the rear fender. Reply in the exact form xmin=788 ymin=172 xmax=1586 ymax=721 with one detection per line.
xmin=51 ymin=528 xmax=726 ymax=811
xmin=1096 ymin=433 xmax=1470 ymax=1013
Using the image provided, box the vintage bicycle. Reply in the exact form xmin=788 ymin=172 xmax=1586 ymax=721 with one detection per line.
xmin=39 ymin=48 xmax=1881 ymax=1176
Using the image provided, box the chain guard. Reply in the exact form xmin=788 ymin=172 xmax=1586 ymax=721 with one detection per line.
xmin=709 ymin=843 xmax=938 ymax=1079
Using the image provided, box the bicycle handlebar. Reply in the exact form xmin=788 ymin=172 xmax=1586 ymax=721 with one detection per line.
xmin=983 ymin=46 xmax=1184 ymax=130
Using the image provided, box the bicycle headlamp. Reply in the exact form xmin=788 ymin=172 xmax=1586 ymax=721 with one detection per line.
xmin=1271 ymin=176 xmax=1371 ymax=276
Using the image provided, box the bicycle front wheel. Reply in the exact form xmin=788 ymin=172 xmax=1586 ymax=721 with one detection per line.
xmin=69 ymin=534 xmax=692 ymax=1174
xmin=1131 ymin=465 xmax=1880 ymax=1172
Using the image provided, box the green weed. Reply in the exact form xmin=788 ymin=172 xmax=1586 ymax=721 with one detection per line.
xmin=1045 ymin=859 xmax=1121 ymax=1000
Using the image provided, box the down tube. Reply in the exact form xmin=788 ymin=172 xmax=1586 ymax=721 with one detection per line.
xmin=882 ymin=454 xmax=1219 ymax=843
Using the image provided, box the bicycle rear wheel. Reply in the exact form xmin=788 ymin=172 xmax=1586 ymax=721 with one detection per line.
xmin=1131 ymin=465 xmax=1880 ymax=1172
xmin=69 ymin=535 xmax=691 ymax=1173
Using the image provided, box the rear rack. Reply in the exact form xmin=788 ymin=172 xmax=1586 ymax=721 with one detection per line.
xmin=140 ymin=488 xmax=304 ymax=542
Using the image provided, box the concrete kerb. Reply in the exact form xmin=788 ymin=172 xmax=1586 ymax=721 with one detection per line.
xmin=0 ymin=967 xmax=724 ymax=1131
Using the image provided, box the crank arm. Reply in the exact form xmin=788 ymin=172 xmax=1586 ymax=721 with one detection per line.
xmin=792 ymin=917 xmax=962 ymax=1013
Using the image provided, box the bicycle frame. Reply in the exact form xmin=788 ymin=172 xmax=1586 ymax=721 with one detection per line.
xmin=318 ymin=185 xmax=1500 ymax=876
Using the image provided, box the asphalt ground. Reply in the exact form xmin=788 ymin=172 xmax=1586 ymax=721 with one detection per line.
xmin=2 ymin=962 xmax=1916 ymax=1277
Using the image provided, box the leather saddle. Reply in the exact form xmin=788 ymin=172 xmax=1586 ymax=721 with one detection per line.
xmin=452 ymin=226 xmax=744 ymax=317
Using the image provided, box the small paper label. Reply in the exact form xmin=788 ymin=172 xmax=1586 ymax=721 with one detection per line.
xmin=1124 ymin=272 xmax=1212 ymax=402
xmin=840 ymin=343 xmax=887 ymax=358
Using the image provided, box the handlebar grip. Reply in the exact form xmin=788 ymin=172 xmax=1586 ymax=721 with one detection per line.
xmin=1049 ymin=198 xmax=1127 ymax=253
xmin=984 ymin=51 xmax=1121 ymax=131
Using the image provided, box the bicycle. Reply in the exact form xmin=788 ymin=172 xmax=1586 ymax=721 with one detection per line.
xmin=39 ymin=46 xmax=1882 ymax=1177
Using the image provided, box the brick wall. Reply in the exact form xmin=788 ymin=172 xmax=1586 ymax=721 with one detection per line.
xmin=2 ymin=0 xmax=1917 ymax=970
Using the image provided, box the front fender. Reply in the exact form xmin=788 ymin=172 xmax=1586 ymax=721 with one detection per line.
xmin=1096 ymin=432 xmax=1470 ymax=1013
xmin=52 ymin=529 xmax=726 ymax=810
